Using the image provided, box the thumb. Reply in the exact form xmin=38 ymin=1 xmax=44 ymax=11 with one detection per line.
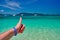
xmin=18 ymin=17 xmax=22 ymax=24
xmin=16 ymin=17 xmax=22 ymax=28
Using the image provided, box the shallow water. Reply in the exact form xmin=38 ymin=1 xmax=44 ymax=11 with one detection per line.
xmin=0 ymin=16 xmax=60 ymax=40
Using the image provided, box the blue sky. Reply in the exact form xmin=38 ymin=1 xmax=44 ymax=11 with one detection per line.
xmin=0 ymin=0 xmax=60 ymax=14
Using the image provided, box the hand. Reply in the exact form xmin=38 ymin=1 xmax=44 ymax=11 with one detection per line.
xmin=19 ymin=24 xmax=25 ymax=33
xmin=15 ymin=17 xmax=25 ymax=33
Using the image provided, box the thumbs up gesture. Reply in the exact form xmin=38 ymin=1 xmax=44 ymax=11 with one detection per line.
xmin=16 ymin=17 xmax=25 ymax=33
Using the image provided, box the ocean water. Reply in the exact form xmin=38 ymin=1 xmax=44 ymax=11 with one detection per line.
xmin=0 ymin=16 xmax=60 ymax=40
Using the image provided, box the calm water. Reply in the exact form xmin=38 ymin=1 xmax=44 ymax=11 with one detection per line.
xmin=0 ymin=16 xmax=60 ymax=40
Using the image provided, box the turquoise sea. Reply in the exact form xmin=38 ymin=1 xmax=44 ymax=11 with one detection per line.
xmin=0 ymin=16 xmax=60 ymax=40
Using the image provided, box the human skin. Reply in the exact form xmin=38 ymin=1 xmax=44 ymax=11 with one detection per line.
xmin=0 ymin=17 xmax=25 ymax=40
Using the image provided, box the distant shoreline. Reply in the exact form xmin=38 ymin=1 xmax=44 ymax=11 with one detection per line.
xmin=0 ymin=13 xmax=60 ymax=17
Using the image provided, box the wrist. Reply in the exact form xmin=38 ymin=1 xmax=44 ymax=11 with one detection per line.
xmin=15 ymin=27 xmax=20 ymax=33
xmin=13 ymin=27 xmax=18 ymax=36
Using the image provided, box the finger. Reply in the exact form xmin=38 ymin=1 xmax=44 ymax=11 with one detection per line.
xmin=21 ymin=25 xmax=25 ymax=30
xmin=19 ymin=24 xmax=23 ymax=30
xmin=19 ymin=25 xmax=25 ymax=33
xmin=20 ymin=25 xmax=25 ymax=33
xmin=18 ymin=17 xmax=22 ymax=24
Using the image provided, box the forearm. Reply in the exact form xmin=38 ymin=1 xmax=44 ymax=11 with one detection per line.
xmin=0 ymin=29 xmax=14 ymax=40
xmin=0 ymin=17 xmax=25 ymax=40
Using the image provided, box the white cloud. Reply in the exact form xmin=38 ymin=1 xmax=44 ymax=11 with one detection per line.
xmin=0 ymin=0 xmax=21 ymax=10
xmin=0 ymin=10 xmax=4 ymax=12
xmin=6 ymin=1 xmax=21 ymax=8
xmin=0 ymin=5 xmax=16 ymax=10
